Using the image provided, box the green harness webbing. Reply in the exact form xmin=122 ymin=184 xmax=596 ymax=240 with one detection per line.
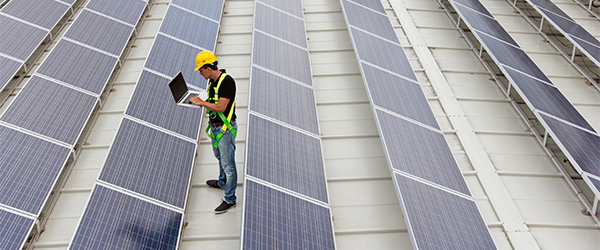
xmin=205 ymin=73 xmax=237 ymax=148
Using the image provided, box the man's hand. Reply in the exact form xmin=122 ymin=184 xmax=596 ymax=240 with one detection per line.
xmin=189 ymin=96 xmax=204 ymax=106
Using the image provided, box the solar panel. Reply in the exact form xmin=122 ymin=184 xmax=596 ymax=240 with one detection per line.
xmin=145 ymin=34 xmax=208 ymax=89
xmin=0 ymin=125 xmax=71 ymax=215
xmin=242 ymin=179 xmax=335 ymax=250
xmin=537 ymin=8 xmax=597 ymax=46
xmin=528 ymin=0 xmax=574 ymax=21
xmin=0 ymin=75 xmax=98 ymax=145
xmin=171 ymin=0 xmax=224 ymax=22
xmin=159 ymin=6 xmax=219 ymax=50
xmin=99 ymin=118 xmax=196 ymax=209
xmin=341 ymin=0 xmax=399 ymax=43
xmin=570 ymin=36 xmax=600 ymax=65
xmin=585 ymin=175 xmax=600 ymax=196
xmin=86 ymin=0 xmax=146 ymax=25
xmin=1 ymin=0 xmax=69 ymax=29
xmin=0 ymin=16 xmax=48 ymax=61
xmin=361 ymin=63 xmax=439 ymax=129
xmin=246 ymin=114 xmax=328 ymax=203
xmin=0 ymin=56 xmax=22 ymax=90
xmin=255 ymin=2 xmax=308 ymax=48
xmin=252 ymin=32 xmax=313 ymax=85
xmin=37 ymin=39 xmax=118 ymax=94
xmin=503 ymin=67 xmax=594 ymax=132
xmin=393 ymin=173 xmax=496 ymax=250
xmin=125 ymin=70 xmax=203 ymax=139
xmin=452 ymin=0 xmax=493 ymax=18
xmin=65 ymin=10 xmax=134 ymax=56
xmin=249 ymin=67 xmax=319 ymax=134
xmin=346 ymin=0 xmax=386 ymax=14
xmin=69 ymin=185 xmax=182 ymax=250
xmin=0 ymin=209 xmax=34 ymax=250
xmin=453 ymin=3 xmax=518 ymax=47
xmin=349 ymin=27 xmax=416 ymax=80
xmin=257 ymin=0 xmax=304 ymax=18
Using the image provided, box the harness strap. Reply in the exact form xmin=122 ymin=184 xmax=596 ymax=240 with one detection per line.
xmin=205 ymin=73 xmax=236 ymax=148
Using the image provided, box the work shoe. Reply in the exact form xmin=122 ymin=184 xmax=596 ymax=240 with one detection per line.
xmin=214 ymin=200 xmax=236 ymax=214
xmin=206 ymin=179 xmax=221 ymax=189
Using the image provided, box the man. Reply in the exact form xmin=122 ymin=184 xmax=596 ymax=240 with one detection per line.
xmin=189 ymin=51 xmax=238 ymax=214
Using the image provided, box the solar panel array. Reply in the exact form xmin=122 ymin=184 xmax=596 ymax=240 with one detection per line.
xmin=0 ymin=0 xmax=148 ymax=249
xmin=68 ymin=0 xmax=225 ymax=248
xmin=340 ymin=0 xmax=497 ymax=249
xmin=241 ymin=0 xmax=336 ymax=248
xmin=444 ymin=0 xmax=600 ymax=203
xmin=0 ymin=0 xmax=77 ymax=93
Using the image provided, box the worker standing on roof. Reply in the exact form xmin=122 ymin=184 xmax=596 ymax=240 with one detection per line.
xmin=189 ymin=51 xmax=238 ymax=214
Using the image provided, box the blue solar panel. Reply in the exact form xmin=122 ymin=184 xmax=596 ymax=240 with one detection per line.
xmin=376 ymin=109 xmax=471 ymax=195
xmin=246 ymin=114 xmax=328 ymax=203
xmin=0 ymin=56 xmax=22 ymax=90
xmin=349 ymin=27 xmax=416 ymax=80
xmin=393 ymin=173 xmax=496 ymax=250
xmin=0 ymin=76 xmax=97 ymax=145
xmin=0 ymin=16 xmax=48 ymax=61
xmin=252 ymin=32 xmax=313 ymax=85
xmin=255 ymin=2 xmax=307 ymax=48
xmin=159 ymin=6 xmax=219 ymax=50
xmin=145 ymin=34 xmax=208 ymax=89
xmin=346 ymin=0 xmax=386 ymax=14
xmin=37 ymin=39 xmax=118 ymax=94
xmin=453 ymin=3 xmax=518 ymax=47
xmin=0 ymin=125 xmax=71 ymax=215
xmin=570 ymin=36 xmax=600 ymax=65
xmin=528 ymin=0 xmax=574 ymax=21
xmin=65 ymin=10 xmax=134 ymax=56
xmin=1 ymin=0 xmax=69 ymax=29
xmin=0 ymin=209 xmax=34 ymax=250
xmin=341 ymin=0 xmax=399 ymax=43
xmin=503 ymin=67 xmax=594 ymax=132
xmin=171 ymin=0 xmax=224 ymax=21
xmin=249 ymin=67 xmax=319 ymax=134
xmin=69 ymin=185 xmax=182 ymax=250
xmin=242 ymin=179 xmax=335 ymax=250
xmin=452 ymin=0 xmax=493 ymax=18
xmin=257 ymin=0 xmax=303 ymax=18
xmin=539 ymin=113 xmax=600 ymax=177
xmin=125 ymin=70 xmax=203 ymax=139
xmin=86 ymin=0 xmax=146 ymax=25
xmin=538 ymin=8 xmax=597 ymax=46
xmin=361 ymin=63 xmax=439 ymax=129
xmin=99 ymin=118 xmax=195 ymax=208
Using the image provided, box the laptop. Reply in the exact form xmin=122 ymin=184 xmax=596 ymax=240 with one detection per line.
xmin=168 ymin=72 xmax=207 ymax=109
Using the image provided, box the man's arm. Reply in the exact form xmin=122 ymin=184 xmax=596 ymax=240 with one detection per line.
xmin=189 ymin=96 xmax=230 ymax=113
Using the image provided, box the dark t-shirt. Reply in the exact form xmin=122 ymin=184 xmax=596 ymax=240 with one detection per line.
xmin=208 ymin=73 xmax=236 ymax=124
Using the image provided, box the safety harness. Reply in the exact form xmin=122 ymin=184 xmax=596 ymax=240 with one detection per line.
xmin=205 ymin=72 xmax=237 ymax=148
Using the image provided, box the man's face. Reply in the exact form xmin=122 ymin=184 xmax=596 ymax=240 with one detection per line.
xmin=199 ymin=67 xmax=209 ymax=80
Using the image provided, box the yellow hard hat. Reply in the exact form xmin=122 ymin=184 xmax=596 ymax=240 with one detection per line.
xmin=194 ymin=51 xmax=217 ymax=71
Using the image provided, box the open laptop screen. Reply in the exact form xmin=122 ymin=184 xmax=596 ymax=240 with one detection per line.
xmin=168 ymin=72 xmax=187 ymax=102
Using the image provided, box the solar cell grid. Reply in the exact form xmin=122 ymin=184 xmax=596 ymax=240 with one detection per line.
xmin=86 ymin=0 xmax=146 ymax=25
xmin=0 ymin=125 xmax=71 ymax=215
xmin=528 ymin=0 xmax=574 ymax=21
xmin=0 ymin=16 xmax=48 ymax=61
xmin=69 ymin=185 xmax=182 ymax=250
xmin=159 ymin=6 xmax=219 ymax=50
xmin=249 ymin=67 xmax=319 ymax=134
xmin=125 ymin=70 xmax=203 ymax=139
xmin=452 ymin=0 xmax=493 ymax=18
xmin=257 ymin=0 xmax=303 ymax=18
xmin=246 ymin=114 xmax=328 ymax=203
xmin=537 ymin=8 xmax=600 ymax=53
xmin=453 ymin=3 xmax=518 ymax=47
xmin=37 ymin=39 xmax=118 ymax=94
xmin=346 ymin=0 xmax=386 ymax=14
xmin=0 ymin=209 xmax=34 ymax=250
xmin=65 ymin=10 xmax=134 ymax=56
xmin=242 ymin=180 xmax=335 ymax=250
xmin=342 ymin=0 xmax=399 ymax=43
xmin=255 ymin=2 xmax=308 ymax=48
xmin=99 ymin=118 xmax=196 ymax=208
xmin=570 ymin=35 xmax=600 ymax=65
xmin=252 ymin=31 xmax=313 ymax=85
xmin=1 ymin=0 xmax=69 ymax=29
xmin=0 ymin=56 xmax=22 ymax=90
xmin=171 ymin=0 xmax=224 ymax=22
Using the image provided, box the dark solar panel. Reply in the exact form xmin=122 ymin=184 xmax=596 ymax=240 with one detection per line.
xmin=454 ymin=3 xmax=518 ymax=47
xmin=0 ymin=16 xmax=48 ymax=61
xmin=377 ymin=109 xmax=471 ymax=195
xmin=171 ymin=0 xmax=224 ymax=21
xmin=99 ymin=118 xmax=195 ymax=208
xmin=246 ymin=114 xmax=329 ymax=203
xmin=145 ymin=34 xmax=208 ymax=89
xmin=255 ymin=2 xmax=307 ymax=48
xmin=125 ymin=70 xmax=203 ymax=139
xmin=0 ymin=76 xmax=97 ymax=145
xmin=539 ymin=113 xmax=600 ymax=176
xmin=0 ymin=125 xmax=70 ymax=215
xmin=362 ymin=63 xmax=439 ymax=129
xmin=86 ymin=0 xmax=146 ymax=25
xmin=249 ymin=67 xmax=319 ymax=134
xmin=257 ymin=0 xmax=303 ymax=18
xmin=252 ymin=32 xmax=313 ymax=85
xmin=346 ymin=0 xmax=386 ymax=14
xmin=536 ymin=8 xmax=600 ymax=59
xmin=37 ymin=39 xmax=118 ymax=94
xmin=0 ymin=56 xmax=22 ymax=90
xmin=242 ymin=179 xmax=335 ymax=250
xmin=159 ymin=6 xmax=219 ymax=50
xmin=452 ymin=0 xmax=493 ymax=18
xmin=503 ymin=67 xmax=594 ymax=132
xmin=69 ymin=185 xmax=182 ymax=250
xmin=0 ymin=210 xmax=34 ymax=250
xmin=341 ymin=0 xmax=399 ymax=43
xmin=570 ymin=36 xmax=600 ymax=65
xmin=394 ymin=173 xmax=497 ymax=250
xmin=65 ymin=10 xmax=133 ymax=56
xmin=528 ymin=0 xmax=574 ymax=21
xmin=1 ymin=0 xmax=69 ymax=29
xmin=350 ymin=28 xmax=416 ymax=80
xmin=587 ymin=175 xmax=600 ymax=196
